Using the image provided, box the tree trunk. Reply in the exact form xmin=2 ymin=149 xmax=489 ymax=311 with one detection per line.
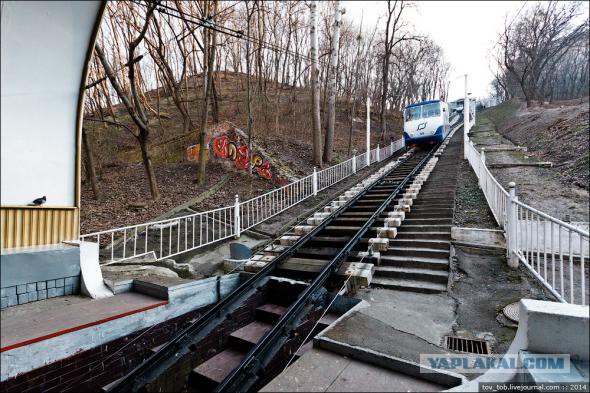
xmin=197 ymin=0 xmax=217 ymax=185
xmin=379 ymin=54 xmax=390 ymax=141
xmin=138 ymin=132 xmax=160 ymax=200
xmin=94 ymin=9 xmax=160 ymax=201
xmin=212 ymin=75 xmax=220 ymax=123
xmin=323 ymin=0 xmax=342 ymax=164
xmin=310 ymin=1 xmax=323 ymax=167
xmin=347 ymin=98 xmax=356 ymax=156
xmin=82 ymin=128 xmax=101 ymax=200
xmin=246 ymin=3 xmax=254 ymax=176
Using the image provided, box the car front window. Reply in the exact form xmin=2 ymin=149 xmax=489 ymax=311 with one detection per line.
xmin=405 ymin=106 xmax=422 ymax=121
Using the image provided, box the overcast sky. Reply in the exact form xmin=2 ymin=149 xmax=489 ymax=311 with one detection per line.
xmin=342 ymin=1 xmax=527 ymax=101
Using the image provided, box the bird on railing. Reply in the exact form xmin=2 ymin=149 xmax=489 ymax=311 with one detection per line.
xmin=29 ymin=196 xmax=46 ymax=206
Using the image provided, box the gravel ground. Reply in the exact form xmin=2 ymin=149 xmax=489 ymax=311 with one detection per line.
xmin=454 ymin=159 xmax=498 ymax=229
xmin=450 ymin=247 xmax=553 ymax=355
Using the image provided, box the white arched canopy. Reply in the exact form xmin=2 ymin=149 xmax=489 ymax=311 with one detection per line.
xmin=1 ymin=1 xmax=103 ymax=207
xmin=1 ymin=1 xmax=104 ymax=249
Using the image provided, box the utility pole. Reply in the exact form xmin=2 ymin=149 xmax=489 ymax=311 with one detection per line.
xmin=463 ymin=74 xmax=469 ymax=160
xmin=310 ymin=1 xmax=322 ymax=167
xmin=323 ymin=1 xmax=344 ymax=164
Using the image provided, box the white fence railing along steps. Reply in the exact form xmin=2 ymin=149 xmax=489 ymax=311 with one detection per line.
xmin=80 ymin=138 xmax=406 ymax=266
xmin=464 ymin=114 xmax=589 ymax=306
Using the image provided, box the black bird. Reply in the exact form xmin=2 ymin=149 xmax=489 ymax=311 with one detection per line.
xmin=30 ymin=196 xmax=46 ymax=206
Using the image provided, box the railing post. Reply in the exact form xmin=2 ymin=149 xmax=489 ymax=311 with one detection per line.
xmin=481 ymin=149 xmax=486 ymax=165
xmin=390 ymin=140 xmax=394 ymax=156
xmin=507 ymin=182 xmax=519 ymax=269
xmin=376 ymin=144 xmax=380 ymax=162
xmin=234 ymin=194 xmax=241 ymax=238
xmin=352 ymin=154 xmax=357 ymax=174
xmin=312 ymin=166 xmax=318 ymax=196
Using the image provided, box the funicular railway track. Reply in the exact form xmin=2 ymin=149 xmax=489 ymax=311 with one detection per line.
xmin=107 ymin=137 xmax=451 ymax=393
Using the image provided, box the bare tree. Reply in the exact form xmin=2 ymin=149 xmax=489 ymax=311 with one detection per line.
xmin=94 ymin=2 xmax=160 ymax=200
xmin=379 ymin=0 xmax=410 ymax=141
xmin=310 ymin=1 xmax=323 ymax=167
xmin=499 ymin=1 xmax=588 ymax=106
xmin=323 ymin=1 xmax=344 ymax=164
xmin=81 ymin=128 xmax=101 ymax=200
xmin=197 ymin=0 xmax=218 ymax=185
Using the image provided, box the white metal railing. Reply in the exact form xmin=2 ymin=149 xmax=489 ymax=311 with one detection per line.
xmin=464 ymin=124 xmax=589 ymax=306
xmin=465 ymin=140 xmax=509 ymax=229
xmin=79 ymin=205 xmax=236 ymax=264
xmin=317 ymin=156 xmax=354 ymax=192
xmin=80 ymin=139 xmax=406 ymax=264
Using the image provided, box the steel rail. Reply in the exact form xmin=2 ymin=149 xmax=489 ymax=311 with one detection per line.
xmin=215 ymin=147 xmax=437 ymax=392
xmin=106 ymin=147 xmax=417 ymax=393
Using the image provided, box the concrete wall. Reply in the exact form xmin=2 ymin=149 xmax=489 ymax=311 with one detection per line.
xmin=0 ymin=273 xmax=244 ymax=381
xmin=0 ymin=244 xmax=81 ymax=309
xmin=450 ymin=299 xmax=590 ymax=391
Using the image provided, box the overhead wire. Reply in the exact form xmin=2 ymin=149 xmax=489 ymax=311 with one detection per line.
xmin=86 ymin=1 xmax=243 ymax=88
xmin=138 ymin=0 xmax=314 ymax=63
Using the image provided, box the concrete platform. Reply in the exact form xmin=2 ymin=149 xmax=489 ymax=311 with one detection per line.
xmin=1 ymin=292 xmax=167 ymax=352
xmin=1 ymin=273 xmax=245 ymax=381
xmin=261 ymin=348 xmax=447 ymax=392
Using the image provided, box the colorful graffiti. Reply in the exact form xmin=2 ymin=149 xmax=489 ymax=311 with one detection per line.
xmin=186 ymin=144 xmax=208 ymax=161
xmin=187 ymin=131 xmax=273 ymax=180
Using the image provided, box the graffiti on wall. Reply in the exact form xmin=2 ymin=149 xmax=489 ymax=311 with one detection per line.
xmin=187 ymin=130 xmax=273 ymax=180
xmin=186 ymin=144 xmax=208 ymax=162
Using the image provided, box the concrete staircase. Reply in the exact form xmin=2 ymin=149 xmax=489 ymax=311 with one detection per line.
xmin=371 ymin=136 xmax=462 ymax=293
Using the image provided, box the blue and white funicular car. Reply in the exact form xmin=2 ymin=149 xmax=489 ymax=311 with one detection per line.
xmin=403 ymin=99 xmax=449 ymax=147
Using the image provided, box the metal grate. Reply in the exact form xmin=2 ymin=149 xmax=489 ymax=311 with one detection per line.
xmin=445 ymin=336 xmax=490 ymax=354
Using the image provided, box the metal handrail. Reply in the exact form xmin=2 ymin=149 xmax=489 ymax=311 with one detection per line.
xmin=514 ymin=199 xmax=589 ymax=237
xmin=80 ymin=139 xmax=407 ymax=264
xmin=463 ymin=119 xmax=588 ymax=306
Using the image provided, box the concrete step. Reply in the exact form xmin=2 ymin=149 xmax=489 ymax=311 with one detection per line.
xmin=411 ymin=194 xmax=453 ymax=200
xmin=414 ymin=194 xmax=455 ymax=200
xmin=378 ymin=255 xmax=449 ymax=270
xmin=397 ymin=225 xmax=452 ymax=233
xmin=408 ymin=207 xmax=454 ymax=213
xmin=411 ymin=203 xmax=455 ymax=210
xmin=374 ymin=266 xmax=449 ymax=284
xmin=383 ymin=246 xmax=449 ymax=259
xmin=388 ymin=239 xmax=450 ymax=250
xmin=191 ymin=348 xmax=245 ymax=387
xmin=229 ymin=320 xmax=273 ymax=351
xmin=371 ymin=277 xmax=447 ymax=293
xmin=408 ymin=212 xmax=454 ymax=219
xmin=403 ymin=218 xmax=453 ymax=225
xmin=395 ymin=231 xmax=451 ymax=241
xmin=418 ymin=186 xmax=456 ymax=192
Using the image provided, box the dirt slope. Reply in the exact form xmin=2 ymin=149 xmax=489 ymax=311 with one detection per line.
xmin=486 ymin=98 xmax=589 ymax=190
xmin=81 ymin=72 xmax=402 ymax=234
